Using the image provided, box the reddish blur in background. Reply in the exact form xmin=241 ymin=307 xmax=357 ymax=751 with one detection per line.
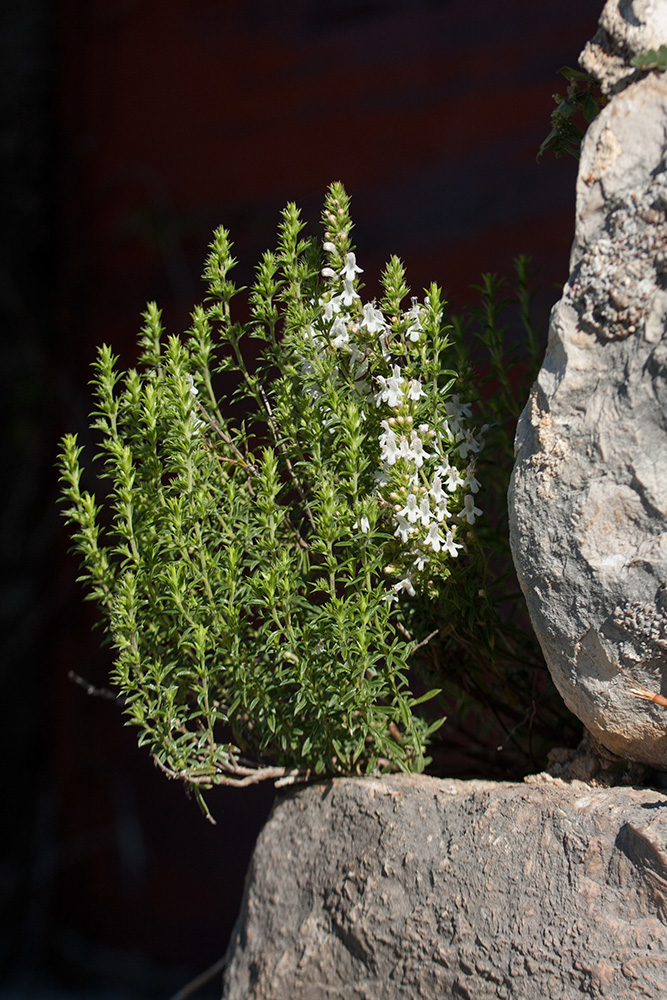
xmin=3 ymin=1 xmax=600 ymax=996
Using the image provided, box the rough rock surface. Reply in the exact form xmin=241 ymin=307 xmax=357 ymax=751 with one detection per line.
xmin=221 ymin=774 xmax=667 ymax=1000
xmin=581 ymin=0 xmax=667 ymax=96
xmin=508 ymin=2 xmax=667 ymax=767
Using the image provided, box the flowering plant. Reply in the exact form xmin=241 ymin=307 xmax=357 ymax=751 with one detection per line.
xmin=58 ymin=183 xmax=485 ymax=812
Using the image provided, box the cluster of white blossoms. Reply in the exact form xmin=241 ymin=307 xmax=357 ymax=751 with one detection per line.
xmin=308 ymin=248 xmax=484 ymax=600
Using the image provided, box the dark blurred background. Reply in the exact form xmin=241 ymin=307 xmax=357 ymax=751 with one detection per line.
xmin=2 ymin=1 xmax=601 ymax=997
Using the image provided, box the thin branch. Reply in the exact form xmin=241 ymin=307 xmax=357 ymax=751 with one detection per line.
xmin=274 ymin=770 xmax=313 ymax=788
xmin=153 ymin=754 xmax=307 ymax=788
xmin=281 ymin=510 xmax=311 ymax=551
xmin=496 ymin=700 xmax=537 ymax=751
xmin=196 ymin=400 xmax=257 ymax=499
xmin=195 ymin=400 xmax=254 ymax=471
xmin=411 ymin=628 xmax=440 ymax=655
xmin=167 ymin=953 xmax=228 ymax=1000
xmin=68 ymin=670 xmax=120 ymax=703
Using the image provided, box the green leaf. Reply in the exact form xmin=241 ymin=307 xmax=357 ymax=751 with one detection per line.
xmin=631 ymin=45 xmax=667 ymax=70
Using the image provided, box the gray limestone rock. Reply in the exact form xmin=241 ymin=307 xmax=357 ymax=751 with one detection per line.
xmin=508 ymin=5 xmax=667 ymax=767
xmin=581 ymin=0 xmax=667 ymax=96
xmin=221 ymin=774 xmax=667 ymax=1000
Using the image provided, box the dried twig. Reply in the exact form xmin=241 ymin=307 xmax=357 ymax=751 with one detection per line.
xmin=195 ymin=398 xmax=256 ymax=475
xmin=153 ymin=754 xmax=307 ymax=788
xmin=167 ymin=953 xmax=228 ymax=1000
xmin=68 ymin=670 xmax=119 ymax=703
xmin=411 ymin=628 xmax=440 ymax=655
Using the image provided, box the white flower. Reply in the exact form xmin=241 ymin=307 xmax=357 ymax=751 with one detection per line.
xmin=434 ymin=420 xmax=454 ymax=446
xmin=408 ymin=431 xmax=430 ymax=468
xmin=446 ymin=394 xmax=472 ymax=420
xmin=413 ymin=551 xmax=430 ymax=571
xmin=187 ymin=411 xmax=203 ymax=437
xmin=348 ymin=344 xmax=369 ymax=382
xmin=399 ymin=493 xmax=420 ymax=523
xmin=320 ymin=266 xmax=336 ymax=279
xmin=341 ymin=278 xmax=360 ymax=307
xmin=418 ymin=496 xmax=432 ymax=526
xmin=322 ymin=241 xmax=336 ymax=252
xmin=361 ymin=302 xmax=387 ymax=334
xmin=330 ymin=317 xmax=349 ymax=349
xmin=437 ymin=462 xmax=465 ymax=492
xmin=393 ymin=577 xmax=416 ymax=598
xmin=341 ymin=252 xmax=363 ymax=282
xmin=384 ymin=366 xmax=405 ymax=408
xmin=185 ymin=374 xmax=198 ymax=398
xmin=405 ymin=297 xmax=423 ymax=342
xmin=443 ymin=530 xmax=463 ymax=558
xmin=375 ymin=365 xmax=405 ymax=408
xmin=321 ymin=295 xmax=343 ymax=320
xmin=354 ymin=515 xmax=370 ymax=534
xmin=407 ymin=379 xmax=425 ymax=401
xmin=430 ymin=473 xmax=450 ymax=520
xmin=456 ymin=429 xmax=482 ymax=460
xmin=463 ymin=463 xmax=481 ymax=494
xmin=379 ymin=421 xmax=400 ymax=465
xmin=459 ymin=494 xmax=482 ymax=524
xmin=424 ymin=522 xmax=443 ymax=552
xmin=434 ymin=500 xmax=450 ymax=522
xmin=393 ymin=514 xmax=413 ymax=543
xmin=399 ymin=436 xmax=412 ymax=461
xmin=430 ymin=472 xmax=445 ymax=503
